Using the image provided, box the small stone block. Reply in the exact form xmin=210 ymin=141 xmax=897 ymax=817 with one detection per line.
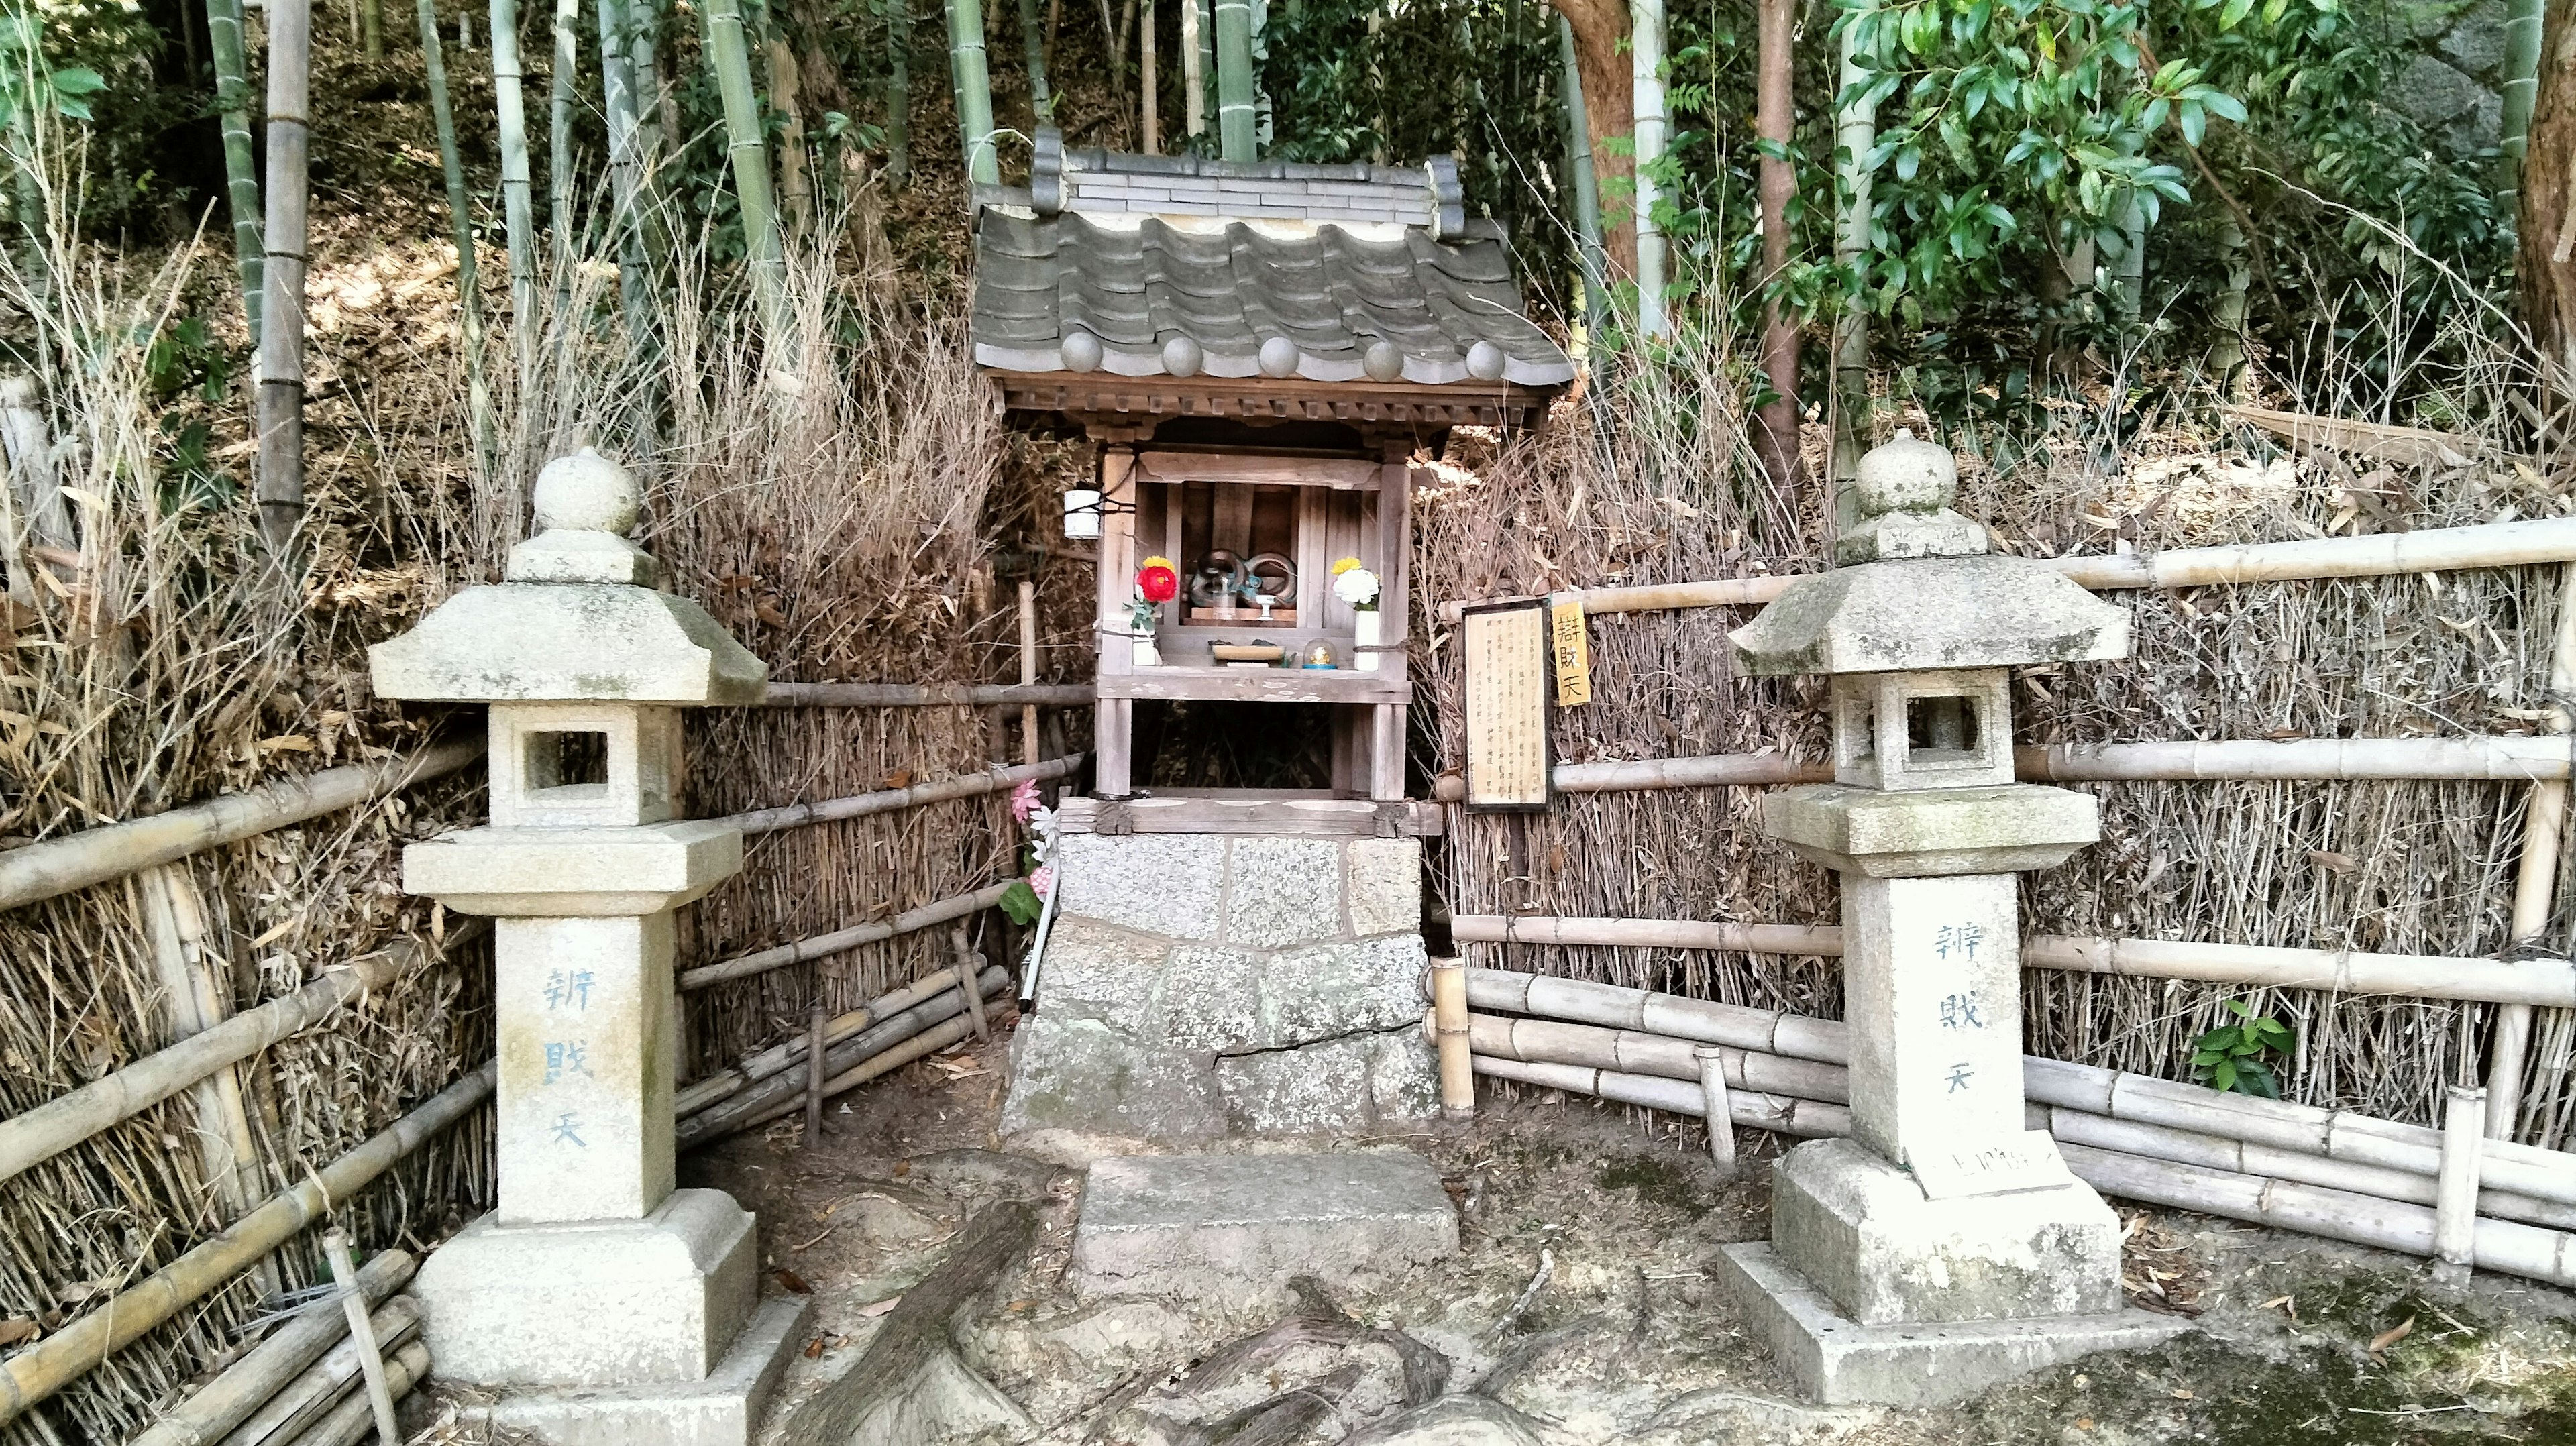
xmin=1071 ymin=1152 xmax=1457 ymax=1303
xmin=1344 ymin=838 xmax=1422 ymax=936
xmin=1717 ymin=1242 xmax=2188 ymax=1407
xmin=481 ymin=1295 xmax=810 ymax=1446
xmin=1057 ymin=834 xmax=1225 ymax=940
xmin=1224 ymin=836 xmax=1344 ymax=948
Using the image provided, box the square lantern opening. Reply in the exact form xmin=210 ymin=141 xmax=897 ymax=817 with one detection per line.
xmin=488 ymin=703 xmax=681 ymax=827
xmin=1832 ymin=669 xmax=2012 ymax=791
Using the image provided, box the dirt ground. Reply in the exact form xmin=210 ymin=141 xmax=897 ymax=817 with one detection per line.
xmin=423 ymin=1010 xmax=2576 ymax=1445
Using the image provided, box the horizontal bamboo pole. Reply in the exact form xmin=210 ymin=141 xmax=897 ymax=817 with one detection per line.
xmin=0 ymin=935 xmax=454 ymax=1186
xmin=1436 ymin=516 xmax=2576 ymax=621
xmin=1430 ymin=735 xmax=2576 ymax=801
xmin=680 ymin=884 xmax=1017 ymax=991
xmin=1458 ymin=964 xmax=2576 ymax=1206
xmin=278 ymin=1336 xmax=428 ymax=1446
xmin=760 ymin=681 xmax=1096 ymax=707
xmin=217 ymin=1296 xmax=419 ymax=1446
xmin=1451 ymin=914 xmax=2576 ymax=1007
xmin=131 ymin=1253 xmax=416 ymax=1446
xmin=1480 ymin=1038 xmax=2576 ymax=1285
xmin=677 ymin=966 xmax=1008 ymax=1144
xmin=1470 ymin=1003 xmax=2576 ymax=1229
xmin=0 ymin=739 xmax=483 ymax=914
xmin=674 ymin=966 xmax=978 ymax=1115
xmin=716 ymin=755 xmax=1083 ymax=836
xmin=0 ymin=1063 xmax=493 ymax=1423
xmin=1470 ymin=1054 xmax=1852 ymax=1138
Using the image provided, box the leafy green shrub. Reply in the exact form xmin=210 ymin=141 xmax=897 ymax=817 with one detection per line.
xmin=2192 ymin=998 xmax=2294 ymax=1097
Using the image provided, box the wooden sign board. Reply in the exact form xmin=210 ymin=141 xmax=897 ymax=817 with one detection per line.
xmin=1462 ymin=600 xmax=1551 ymax=811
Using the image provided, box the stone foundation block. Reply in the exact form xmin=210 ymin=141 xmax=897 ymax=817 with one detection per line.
xmin=1718 ymin=1241 xmax=2188 ymax=1406
xmin=1070 ymin=1152 xmax=1457 ymax=1304
xmin=413 ymin=1188 xmax=757 ymax=1388
xmin=481 ymin=1295 xmax=810 ymax=1446
xmin=1771 ymin=1138 xmax=2123 ymax=1326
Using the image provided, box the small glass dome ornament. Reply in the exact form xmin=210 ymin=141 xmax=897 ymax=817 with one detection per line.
xmin=1302 ymin=638 xmax=1340 ymax=670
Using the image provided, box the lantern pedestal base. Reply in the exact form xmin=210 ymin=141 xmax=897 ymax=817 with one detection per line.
xmin=1717 ymin=1240 xmax=2188 ymax=1407
xmin=474 ymin=1296 xmax=810 ymax=1446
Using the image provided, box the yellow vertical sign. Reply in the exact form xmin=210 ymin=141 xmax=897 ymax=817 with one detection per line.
xmin=1548 ymin=591 xmax=1591 ymax=706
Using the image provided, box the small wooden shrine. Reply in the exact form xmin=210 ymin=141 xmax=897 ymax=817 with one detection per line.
xmin=971 ymin=131 xmax=1574 ymax=822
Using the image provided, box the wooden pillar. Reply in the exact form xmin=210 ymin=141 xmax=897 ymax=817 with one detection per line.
xmin=1092 ymin=444 xmax=1138 ymax=797
xmin=1018 ymin=577 xmax=1040 ymax=765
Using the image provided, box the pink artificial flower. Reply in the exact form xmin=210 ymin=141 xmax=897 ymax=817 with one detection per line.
xmin=1028 ymin=864 xmax=1055 ymax=899
xmin=1010 ymin=778 xmax=1040 ymax=824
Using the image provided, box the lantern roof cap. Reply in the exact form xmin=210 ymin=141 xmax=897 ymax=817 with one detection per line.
xmin=368 ymin=450 xmax=768 ymax=706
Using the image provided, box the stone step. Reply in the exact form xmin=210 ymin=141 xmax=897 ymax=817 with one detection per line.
xmin=1070 ymin=1152 xmax=1458 ymax=1306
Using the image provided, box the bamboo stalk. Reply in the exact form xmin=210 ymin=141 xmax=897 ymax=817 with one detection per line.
xmin=703 ymin=0 xmax=790 ymax=348
xmin=1450 ymin=913 xmax=2576 ymax=1008
xmin=129 ymin=1252 xmax=415 ymax=1446
xmin=803 ymin=1001 xmax=827 ymax=1146
xmin=764 ymin=19 xmax=814 ymax=241
xmin=1554 ymin=15 xmax=1606 ymax=335
xmin=716 ymin=753 xmax=1081 ymax=834
xmin=490 ymin=0 xmax=539 ymax=352
xmin=679 ymin=884 xmax=1016 ymax=989
xmin=1694 ymin=1043 xmax=1737 ymax=1178
xmin=885 ymin=0 xmax=911 ymax=186
xmin=1437 ymin=516 xmax=2576 ymax=621
xmin=549 ymin=0 xmax=579 ymax=247
xmin=1630 ymin=0 xmax=1668 ymax=338
xmin=674 ymin=964 xmax=977 ymax=1115
xmin=1138 ymin=0 xmax=1156 ymax=152
xmin=946 ymin=0 xmax=1000 ymax=182
xmin=419 ymin=0 xmax=496 ymax=478
xmin=0 ymin=738 xmax=481 ymax=914
xmin=2436 ymin=1087 xmax=2488 ymax=1282
xmin=1019 ymin=0 xmax=1051 ymax=120
xmin=1017 ymin=579 xmax=1040 ymax=764
xmin=1210 ymin=0 xmax=1253 ymax=160
xmin=596 ymin=0 xmax=659 ymax=369
xmin=255 ymin=0 xmax=312 ymax=550
xmin=2487 ymin=565 xmax=2576 ymax=1134
xmin=320 ymin=1231 xmax=400 ymax=1445
xmin=2500 ymin=0 xmax=2546 ymax=204
xmin=215 ymin=1297 xmax=421 ymax=1446
xmin=1827 ymin=14 xmax=1875 ymax=490
xmin=1177 ymin=0 xmax=1200 ymax=135
xmin=0 ymin=1064 xmax=492 ymax=1423
xmin=761 ymin=681 xmax=1095 ymax=706
xmin=677 ymin=968 xmax=1007 ymax=1145
xmin=206 ymin=0 xmax=264 ymax=346
xmin=1431 ymin=960 xmax=1471 ymax=1119
xmin=279 ymin=1339 xmax=428 ymax=1446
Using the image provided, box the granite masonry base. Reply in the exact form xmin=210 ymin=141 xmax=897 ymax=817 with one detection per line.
xmin=478 ymin=1296 xmax=810 ymax=1446
xmin=1004 ymin=832 xmax=1437 ymax=1142
xmin=1717 ymin=1243 xmax=2189 ymax=1406
xmin=1069 ymin=1152 xmax=1459 ymax=1308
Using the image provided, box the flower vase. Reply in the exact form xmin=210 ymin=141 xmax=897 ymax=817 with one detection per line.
xmin=1134 ymin=630 xmax=1161 ymax=667
xmin=1354 ymin=608 xmax=1381 ymax=672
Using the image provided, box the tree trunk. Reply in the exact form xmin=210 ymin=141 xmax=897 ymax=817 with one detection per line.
xmin=2522 ymin=0 xmax=2576 ymax=396
xmin=1753 ymin=0 xmax=1799 ymax=487
xmin=1546 ymin=0 xmax=1633 ymax=281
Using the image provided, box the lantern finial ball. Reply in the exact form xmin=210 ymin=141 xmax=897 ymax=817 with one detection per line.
xmin=533 ymin=447 xmax=642 ymax=535
xmin=1851 ymin=428 xmax=1957 ymax=519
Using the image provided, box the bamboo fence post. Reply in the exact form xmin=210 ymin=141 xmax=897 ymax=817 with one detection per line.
xmin=224 ymin=1296 xmax=421 ymax=1446
xmin=417 ymin=0 xmax=496 ymax=479
xmin=129 ymin=1251 xmax=414 ymax=1446
xmin=2436 ymin=1087 xmax=2487 ymax=1285
xmin=0 ymin=1065 xmax=493 ymax=1423
xmin=490 ymin=0 xmax=539 ymax=360
xmin=255 ymin=0 xmax=312 ymax=551
xmin=1211 ymin=0 xmax=1253 ymax=159
xmin=0 ymin=738 xmax=482 ymax=914
xmin=2489 ymin=564 xmax=2576 ymax=1136
xmin=205 ymin=0 xmax=264 ymax=347
xmin=804 ymin=1003 xmax=827 ymax=1146
xmin=947 ymin=0 xmax=1000 ymax=182
xmin=1431 ymin=958 xmax=1471 ymax=1120
xmin=1694 ymin=1043 xmax=1739 ymax=1178
xmin=886 ymin=0 xmax=912 ymax=185
xmin=321 ymin=1230 xmax=401 ymax=1445
xmin=949 ymin=926 xmax=990 ymax=1040
xmin=704 ymin=0 xmax=790 ymax=353
xmin=136 ymin=865 xmax=279 ymax=1298
xmin=1018 ymin=579 xmax=1040 ymax=765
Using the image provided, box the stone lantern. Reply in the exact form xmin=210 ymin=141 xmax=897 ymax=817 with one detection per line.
xmin=369 ymin=450 xmax=804 ymax=1444
xmin=1715 ymin=432 xmax=2185 ymax=1404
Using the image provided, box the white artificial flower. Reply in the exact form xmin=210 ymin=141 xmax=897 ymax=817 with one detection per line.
xmin=1333 ymin=566 xmax=1381 ymax=607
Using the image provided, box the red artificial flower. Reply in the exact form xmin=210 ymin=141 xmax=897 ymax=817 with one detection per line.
xmin=1136 ymin=561 xmax=1180 ymax=604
